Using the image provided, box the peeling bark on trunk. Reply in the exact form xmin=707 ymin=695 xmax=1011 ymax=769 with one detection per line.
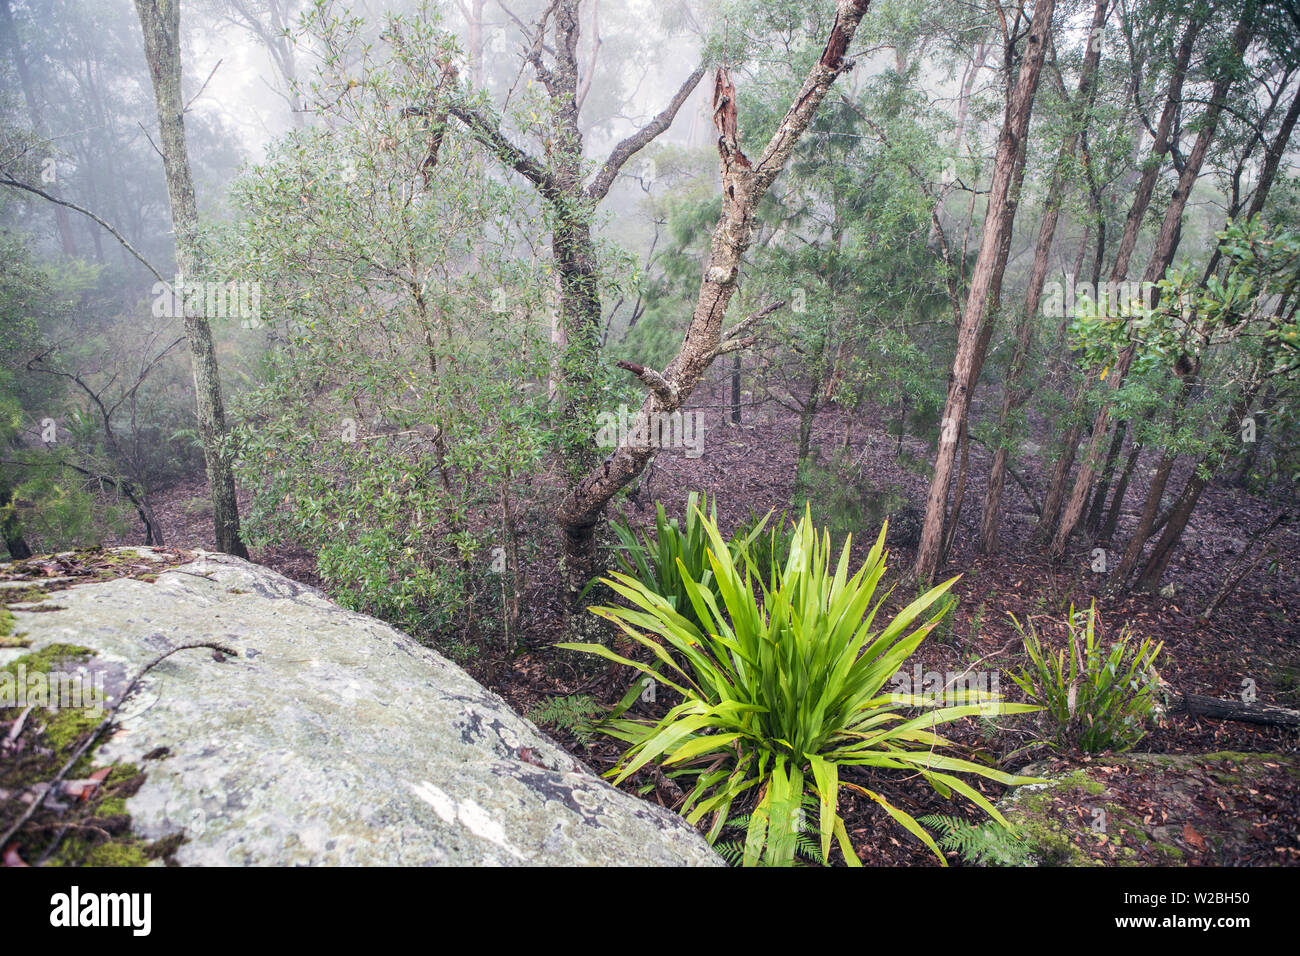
xmin=556 ymin=0 xmax=877 ymax=601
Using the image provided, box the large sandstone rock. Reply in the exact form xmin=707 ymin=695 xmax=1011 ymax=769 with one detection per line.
xmin=1 ymin=551 xmax=721 ymax=866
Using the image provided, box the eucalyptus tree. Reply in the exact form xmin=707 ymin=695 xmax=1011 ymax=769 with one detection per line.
xmin=913 ymin=0 xmax=1056 ymax=584
xmin=553 ymin=0 xmax=880 ymax=596
xmin=1047 ymin=0 xmax=1261 ymax=560
xmin=134 ymin=0 xmax=247 ymax=556
xmin=389 ymin=0 xmax=882 ymax=601
xmin=978 ymin=0 xmax=1109 ymax=554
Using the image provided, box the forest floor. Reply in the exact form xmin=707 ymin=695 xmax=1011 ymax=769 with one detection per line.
xmin=132 ymin=378 xmax=1300 ymax=866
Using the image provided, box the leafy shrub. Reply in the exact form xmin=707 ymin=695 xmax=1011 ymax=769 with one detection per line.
xmin=1008 ymin=604 xmax=1163 ymax=754
xmin=560 ymin=505 xmax=1039 ymax=866
xmin=7 ymin=470 xmax=128 ymax=552
xmin=794 ymin=455 xmax=910 ymax=549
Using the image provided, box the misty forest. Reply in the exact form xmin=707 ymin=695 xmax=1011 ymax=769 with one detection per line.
xmin=1 ymin=0 xmax=1299 ymax=869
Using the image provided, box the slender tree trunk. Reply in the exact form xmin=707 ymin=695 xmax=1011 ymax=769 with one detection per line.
xmin=134 ymin=0 xmax=247 ymax=558
xmin=797 ymin=377 xmax=821 ymax=471
xmin=1199 ymin=510 xmax=1289 ymax=622
xmin=1086 ymin=418 xmax=1127 ymax=533
xmin=1098 ymin=437 xmax=1141 ymax=543
xmin=1112 ymin=450 xmax=1177 ymax=584
xmin=730 ymin=353 xmax=742 ymax=424
xmin=463 ymin=0 xmax=486 ymax=89
xmin=980 ymin=0 xmax=1106 ymax=554
xmin=940 ymin=421 xmax=969 ymax=564
xmin=1108 ymin=11 xmax=1206 ymax=283
xmin=1134 ymin=383 xmax=1259 ymax=591
xmin=1049 ymin=10 xmax=1255 ymax=560
xmin=1133 ymin=468 xmax=1204 ymax=591
xmin=914 ymin=0 xmax=1055 ymax=583
xmin=1243 ymin=78 xmax=1300 ymax=220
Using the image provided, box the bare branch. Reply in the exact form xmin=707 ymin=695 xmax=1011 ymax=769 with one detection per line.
xmin=0 ymin=175 xmax=165 ymax=282
xmin=614 ymin=359 xmax=678 ymax=404
xmin=408 ymin=100 xmax=561 ymax=201
xmin=750 ymin=0 xmax=873 ymax=197
xmin=184 ymin=57 xmax=223 ymax=113
xmin=721 ymin=299 xmax=786 ymax=342
xmin=585 ymin=65 xmax=706 ymax=200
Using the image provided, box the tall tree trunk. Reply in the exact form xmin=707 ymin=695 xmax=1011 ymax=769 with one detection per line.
xmin=461 ymin=0 xmax=486 ymax=89
xmin=556 ymin=0 xmax=878 ymax=600
xmin=1243 ymin=78 xmax=1300 ymax=221
xmin=1048 ymin=9 xmax=1256 ymax=561
xmin=1099 ymin=438 xmax=1142 ymax=543
xmin=1086 ymin=418 xmax=1127 ymax=533
xmin=0 ymin=0 xmax=79 ymax=255
xmin=979 ymin=0 xmax=1107 ymax=554
xmin=797 ymin=377 xmax=821 ymax=471
xmin=134 ymin=0 xmax=247 ymax=558
xmin=914 ymin=0 xmax=1055 ymax=584
xmin=437 ymin=0 xmax=705 ymax=607
xmin=1133 ymin=369 xmax=1263 ymax=592
xmin=1108 ymin=10 xmax=1206 ymax=283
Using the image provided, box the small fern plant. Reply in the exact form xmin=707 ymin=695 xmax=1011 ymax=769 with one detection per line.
xmin=526 ymin=695 xmax=603 ymax=744
xmin=919 ymin=814 xmax=1035 ymax=867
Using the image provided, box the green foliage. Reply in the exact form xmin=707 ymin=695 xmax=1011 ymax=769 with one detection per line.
xmin=1008 ymin=604 xmax=1163 ymax=754
xmin=607 ymin=492 xmax=763 ymax=632
xmin=6 ymin=472 xmax=113 ymax=551
xmin=716 ymin=794 xmax=826 ymax=867
xmin=560 ymin=505 xmax=1039 ymax=866
xmin=731 ymin=509 xmax=795 ymax=584
xmin=794 ymin=454 xmax=907 ymax=548
xmin=918 ymin=814 xmax=1035 ymax=867
xmin=219 ymin=4 xmax=555 ymax=650
xmin=526 ymin=694 xmax=604 ymax=744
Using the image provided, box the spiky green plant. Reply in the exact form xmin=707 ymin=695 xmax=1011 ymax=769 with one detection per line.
xmin=559 ymin=505 xmax=1040 ymax=866
xmin=1007 ymin=603 xmax=1163 ymax=753
xmin=607 ymin=492 xmax=764 ymax=632
xmin=716 ymin=795 xmax=825 ymax=867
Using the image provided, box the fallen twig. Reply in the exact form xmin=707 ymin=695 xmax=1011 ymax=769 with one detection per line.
xmin=0 ymin=640 xmax=237 ymax=852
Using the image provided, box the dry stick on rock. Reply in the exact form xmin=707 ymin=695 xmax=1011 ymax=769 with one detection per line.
xmin=0 ymin=640 xmax=237 ymax=852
